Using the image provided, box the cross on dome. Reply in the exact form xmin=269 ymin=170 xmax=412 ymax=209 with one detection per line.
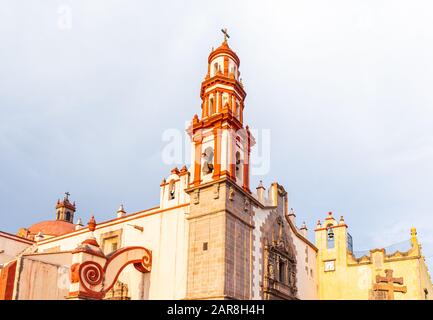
xmin=221 ymin=28 xmax=230 ymax=42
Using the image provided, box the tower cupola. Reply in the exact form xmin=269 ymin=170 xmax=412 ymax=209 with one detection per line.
xmin=200 ymin=29 xmax=246 ymax=123
xmin=55 ymin=192 xmax=76 ymax=223
xmin=188 ymin=29 xmax=255 ymax=192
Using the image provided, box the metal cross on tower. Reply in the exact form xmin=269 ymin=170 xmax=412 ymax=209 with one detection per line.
xmin=221 ymin=28 xmax=230 ymax=41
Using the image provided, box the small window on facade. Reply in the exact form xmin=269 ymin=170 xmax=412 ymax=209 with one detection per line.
xmin=235 ymin=101 xmax=240 ymax=120
xmin=235 ymin=151 xmax=241 ymax=175
xmin=102 ymin=236 xmax=119 ymax=255
xmin=222 ymin=95 xmax=228 ymax=107
xmin=327 ymin=224 xmax=335 ymax=249
xmin=203 ymin=242 xmax=208 ymax=251
xmin=214 ymin=63 xmax=219 ymax=75
xmin=202 ymin=147 xmax=214 ymax=175
xmin=168 ymin=180 xmax=176 ymax=200
xmin=279 ymin=261 xmax=286 ymax=284
xmin=305 ymin=246 xmax=309 ymax=263
xmin=209 ymin=97 xmax=214 ymax=115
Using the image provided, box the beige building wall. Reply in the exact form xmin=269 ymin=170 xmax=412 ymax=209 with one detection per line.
xmin=13 ymin=252 xmax=71 ymax=300
xmin=291 ymin=231 xmax=318 ymax=299
xmin=0 ymin=232 xmax=33 ymax=265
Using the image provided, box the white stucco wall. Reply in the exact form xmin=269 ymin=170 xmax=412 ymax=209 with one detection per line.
xmin=291 ymin=231 xmax=318 ymax=299
xmin=14 ymin=252 xmax=71 ymax=300
xmin=35 ymin=203 xmax=190 ymax=300
xmin=0 ymin=232 xmax=33 ymax=265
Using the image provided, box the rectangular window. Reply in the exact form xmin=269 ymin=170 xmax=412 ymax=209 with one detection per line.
xmin=100 ymin=229 xmax=122 ymax=255
xmin=103 ymin=236 xmax=119 ymax=255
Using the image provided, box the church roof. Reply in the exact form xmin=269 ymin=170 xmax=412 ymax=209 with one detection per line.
xmin=28 ymin=220 xmax=75 ymax=237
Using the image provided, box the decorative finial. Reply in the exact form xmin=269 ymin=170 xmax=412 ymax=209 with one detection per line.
xmin=221 ymin=28 xmax=230 ymax=42
xmin=117 ymin=204 xmax=125 ymax=212
xmin=35 ymin=231 xmax=44 ymax=241
xmin=117 ymin=204 xmax=126 ymax=218
xmin=65 ymin=192 xmax=70 ymax=200
xmin=88 ymin=215 xmax=96 ymax=232
xmin=411 ymin=227 xmax=418 ymax=246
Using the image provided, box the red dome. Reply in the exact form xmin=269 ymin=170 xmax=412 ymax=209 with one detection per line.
xmin=28 ymin=220 xmax=75 ymax=237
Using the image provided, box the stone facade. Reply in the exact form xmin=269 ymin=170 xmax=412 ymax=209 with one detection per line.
xmin=185 ymin=179 xmax=254 ymax=300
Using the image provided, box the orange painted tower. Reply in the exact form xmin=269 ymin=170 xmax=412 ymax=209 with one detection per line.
xmin=188 ymin=30 xmax=255 ymax=193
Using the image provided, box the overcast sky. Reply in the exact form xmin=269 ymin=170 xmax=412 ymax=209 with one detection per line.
xmin=1 ymin=1 xmax=433 ymax=271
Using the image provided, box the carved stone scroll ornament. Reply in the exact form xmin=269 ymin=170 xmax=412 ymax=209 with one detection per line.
xmin=69 ymin=246 xmax=152 ymax=300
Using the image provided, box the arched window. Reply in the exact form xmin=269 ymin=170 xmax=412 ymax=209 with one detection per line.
xmin=168 ymin=180 xmax=176 ymax=200
xmin=56 ymin=211 xmax=60 ymax=220
xmin=235 ymin=151 xmax=242 ymax=179
xmin=209 ymin=97 xmax=214 ymax=115
xmin=235 ymin=101 xmax=241 ymax=120
xmin=222 ymin=94 xmax=228 ymax=107
xmin=202 ymin=146 xmax=214 ymax=175
xmin=213 ymin=63 xmax=219 ymax=75
xmin=65 ymin=211 xmax=71 ymax=222
xmin=327 ymin=224 xmax=335 ymax=249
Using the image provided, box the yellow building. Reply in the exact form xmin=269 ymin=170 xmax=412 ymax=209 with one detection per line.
xmin=315 ymin=211 xmax=433 ymax=300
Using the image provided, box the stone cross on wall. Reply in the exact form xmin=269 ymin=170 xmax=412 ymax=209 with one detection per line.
xmin=373 ymin=269 xmax=407 ymax=300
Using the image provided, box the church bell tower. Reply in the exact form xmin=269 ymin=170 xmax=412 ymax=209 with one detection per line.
xmin=188 ymin=29 xmax=254 ymax=191
xmin=55 ymin=192 xmax=76 ymax=223
xmin=185 ymin=30 xmax=256 ymax=300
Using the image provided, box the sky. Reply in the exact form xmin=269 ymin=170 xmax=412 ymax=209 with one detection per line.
xmin=0 ymin=1 xmax=433 ymax=270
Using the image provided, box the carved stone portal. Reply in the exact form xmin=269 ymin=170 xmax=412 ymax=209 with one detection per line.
xmin=262 ymin=214 xmax=297 ymax=300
